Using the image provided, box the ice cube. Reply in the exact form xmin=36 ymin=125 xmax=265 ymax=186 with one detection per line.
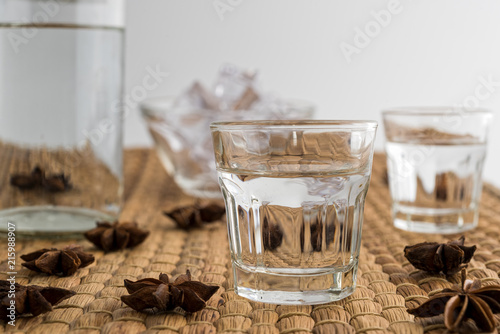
xmin=173 ymin=81 xmax=219 ymax=110
xmin=213 ymin=63 xmax=258 ymax=110
xmin=232 ymin=87 xmax=260 ymax=111
xmin=251 ymin=93 xmax=289 ymax=119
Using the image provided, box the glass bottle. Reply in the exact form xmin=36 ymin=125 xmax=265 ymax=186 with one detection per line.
xmin=0 ymin=0 xmax=124 ymax=236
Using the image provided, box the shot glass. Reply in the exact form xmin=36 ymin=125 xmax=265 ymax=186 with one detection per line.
xmin=211 ymin=120 xmax=377 ymax=304
xmin=383 ymin=107 xmax=493 ymax=234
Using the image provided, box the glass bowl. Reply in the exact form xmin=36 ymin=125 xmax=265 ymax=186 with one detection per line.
xmin=140 ymin=96 xmax=314 ymax=198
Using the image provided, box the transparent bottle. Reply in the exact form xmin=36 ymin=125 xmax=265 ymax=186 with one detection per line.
xmin=0 ymin=0 xmax=124 ymax=236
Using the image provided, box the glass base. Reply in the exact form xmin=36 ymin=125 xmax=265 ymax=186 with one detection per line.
xmin=393 ymin=205 xmax=478 ymax=234
xmin=0 ymin=206 xmax=116 ymax=237
xmin=232 ymin=261 xmax=357 ymax=305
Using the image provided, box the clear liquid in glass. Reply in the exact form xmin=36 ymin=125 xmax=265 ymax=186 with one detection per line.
xmin=386 ymin=141 xmax=486 ymax=233
xmin=0 ymin=24 xmax=123 ymax=235
xmin=219 ymin=170 xmax=370 ymax=304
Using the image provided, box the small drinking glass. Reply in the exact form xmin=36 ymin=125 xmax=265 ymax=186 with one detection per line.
xmin=383 ymin=107 xmax=493 ymax=234
xmin=211 ymin=120 xmax=377 ymax=304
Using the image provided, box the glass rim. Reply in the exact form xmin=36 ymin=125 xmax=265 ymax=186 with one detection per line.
xmin=382 ymin=106 xmax=493 ymax=117
xmin=210 ymin=120 xmax=378 ymax=131
xmin=140 ymin=96 xmax=315 ymax=116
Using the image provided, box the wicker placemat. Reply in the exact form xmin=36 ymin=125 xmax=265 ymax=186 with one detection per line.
xmin=1 ymin=149 xmax=500 ymax=334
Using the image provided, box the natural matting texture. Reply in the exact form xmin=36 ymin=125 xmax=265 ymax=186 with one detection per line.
xmin=0 ymin=141 xmax=120 ymax=212
xmin=1 ymin=149 xmax=500 ymax=334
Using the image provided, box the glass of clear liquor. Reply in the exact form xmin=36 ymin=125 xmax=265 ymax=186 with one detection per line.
xmin=211 ymin=120 xmax=377 ymax=304
xmin=383 ymin=107 xmax=493 ymax=234
xmin=0 ymin=0 xmax=124 ymax=236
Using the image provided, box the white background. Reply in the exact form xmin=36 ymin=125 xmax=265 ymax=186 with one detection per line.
xmin=124 ymin=0 xmax=500 ymax=187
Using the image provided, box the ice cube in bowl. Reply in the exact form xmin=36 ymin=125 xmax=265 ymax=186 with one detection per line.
xmin=140 ymin=96 xmax=314 ymax=199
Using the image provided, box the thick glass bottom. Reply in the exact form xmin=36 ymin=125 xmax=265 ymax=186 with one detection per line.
xmin=0 ymin=206 xmax=116 ymax=237
xmin=232 ymin=261 xmax=358 ymax=305
xmin=393 ymin=204 xmax=478 ymax=234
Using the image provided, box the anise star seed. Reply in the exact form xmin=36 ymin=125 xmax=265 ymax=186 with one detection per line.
xmin=43 ymin=173 xmax=72 ymax=192
xmin=10 ymin=166 xmax=44 ymax=189
xmin=21 ymin=245 xmax=94 ymax=276
xmin=404 ymin=236 xmax=476 ymax=275
xmin=0 ymin=281 xmax=75 ymax=320
xmin=300 ymin=221 xmax=336 ymax=252
xmin=408 ymin=270 xmax=500 ymax=333
xmin=84 ymin=221 xmax=150 ymax=252
xmin=121 ymin=270 xmax=219 ymax=313
xmin=10 ymin=166 xmax=71 ymax=192
xmin=262 ymin=217 xmax=283 ymax=251
xmin=164 ymin=202 xmax=225 ymax=230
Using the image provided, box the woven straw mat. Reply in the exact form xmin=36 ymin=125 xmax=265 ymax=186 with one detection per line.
xmin=1 ymin=149 xmax=500 ymax=334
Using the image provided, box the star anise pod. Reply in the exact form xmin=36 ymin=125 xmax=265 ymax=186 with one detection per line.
xmin=164 ymin=202 xmax=225 ymax=230
xmin=10 ymin=166 xmax=71 ymax=192
xmin=84 ymin=221 xmax=150 ymax=252
xmin=21 ymin=245 xmax=94 ymax=276
xmin=262 ymin=217 xmax=283 ymax=251
xmin=0 ymin=280 xmax=75 ymax=320
xmin=42 ymin=173 xmax=72 ymax=192
xmin=435 ymin=173 xmax=448 ymax=201
xmin=300 ymin=220 xmax=337 ymax=252
xmin=408 ymin=269 xmax=500 ymax=333
xmin=10 ymin=166 xmax=44 ymax=189
xmin=121 ymin=270 xmax=219 ymax=313
xmin=404 ymin=236 xmax=476 ymax=275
